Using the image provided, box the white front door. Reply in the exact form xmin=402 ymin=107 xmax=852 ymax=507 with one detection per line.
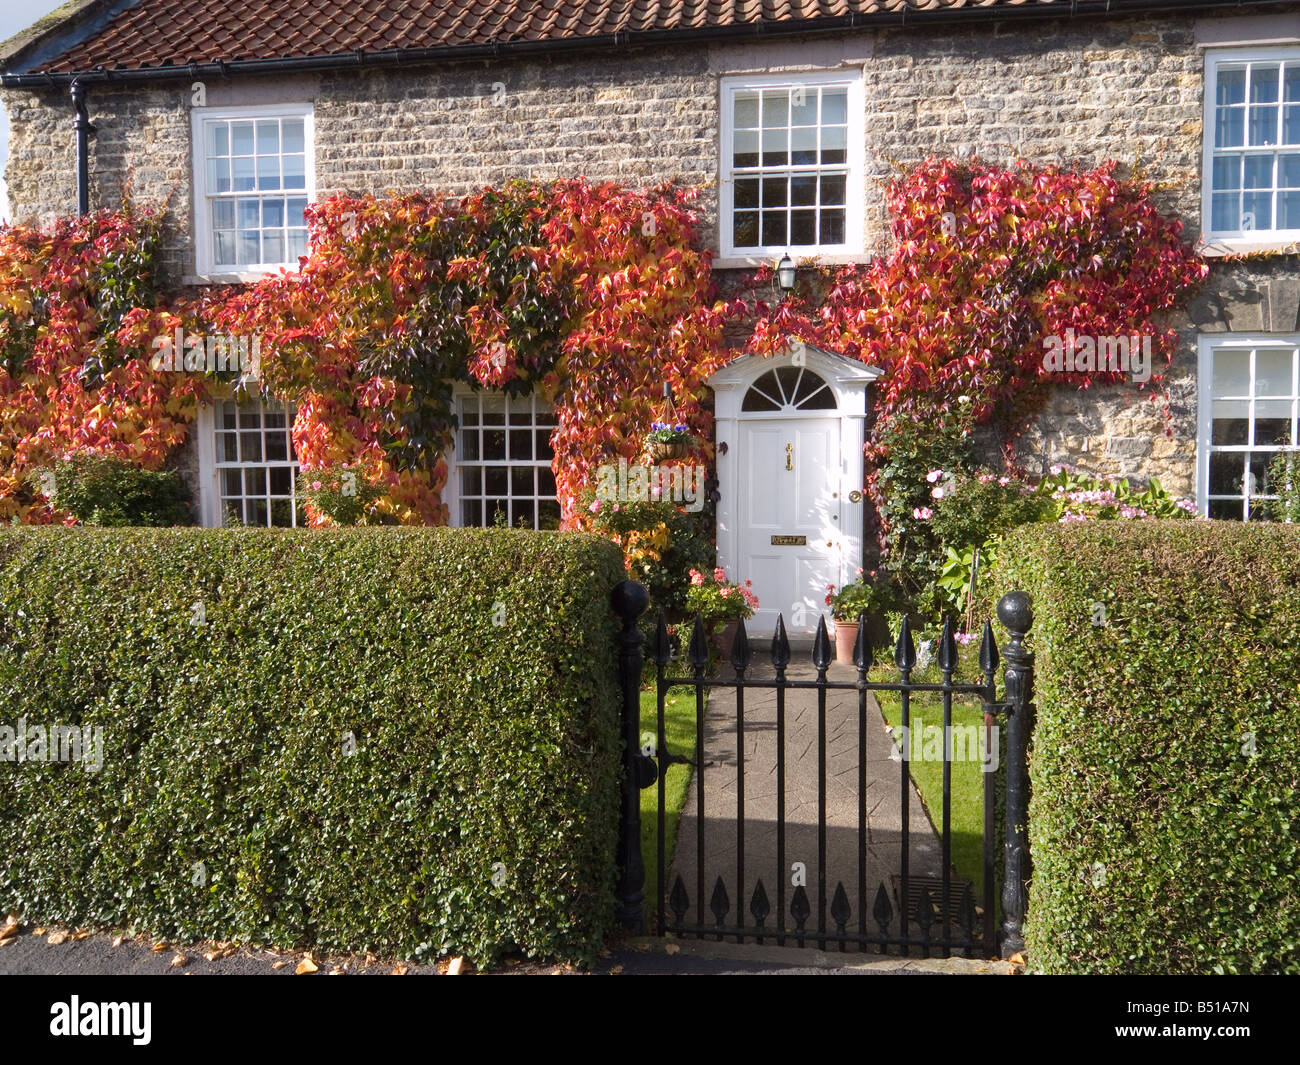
xmin=737 ymin=416 xmax=841 ymax=636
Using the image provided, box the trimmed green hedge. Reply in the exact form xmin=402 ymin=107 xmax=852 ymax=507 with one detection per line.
xmin=997 ymin=521 xmax=1300 ymax=974
xmin=0 ymin=527 xmax=625 ymax=966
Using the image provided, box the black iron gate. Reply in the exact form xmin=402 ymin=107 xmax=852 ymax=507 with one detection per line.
xmin=611 ymin=581 xmax=1035 ymax=959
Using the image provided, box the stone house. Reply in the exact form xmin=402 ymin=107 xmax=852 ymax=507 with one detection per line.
xmin=1 ymin=0 xmax=1298 ymax=631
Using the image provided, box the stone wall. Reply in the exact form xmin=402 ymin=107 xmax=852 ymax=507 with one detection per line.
xmin=3 ymin=6 xmax=1298 ymax=507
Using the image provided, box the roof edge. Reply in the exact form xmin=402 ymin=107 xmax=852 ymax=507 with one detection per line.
xmin=3 ymin=0 xmax=1300 ymax=87
xmin=0 ymin=0 xmax=142 ymax=76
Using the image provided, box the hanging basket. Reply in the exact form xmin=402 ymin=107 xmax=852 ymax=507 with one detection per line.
xmin=649 ymin=440 xmax=691 ymax=462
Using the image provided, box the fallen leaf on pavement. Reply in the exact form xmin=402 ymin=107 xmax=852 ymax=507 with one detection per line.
xmin=73 ymin=929 xmax=93 ymax=941
xmin=170 ymin=953 xmax=188 ymax=968
xmin=111 ymin=935 xmax=124 ymax=948
xmin=33 ymin=927 xmax=45 ymax=936
xmin=295 ymin=957 xmax=319 ymax=975
xmin=391 ymin=963 xmax=409 ymax=975
xmin=664 ymin=943 xmax=680 ymax=955
xmin=1009 ymin=951 xmax=1026 ymax=965
xmin=46 ymin=931 xmax=67 ymax=945
xmin=271 ymin=960 xmax=288 ymax=970
xmin=447 ymin=956 xmax=465 ymax=975
xmin=150 ymin=942 xmax=169 ymax=953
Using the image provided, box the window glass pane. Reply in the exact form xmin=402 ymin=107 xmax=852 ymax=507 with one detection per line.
xmin=485 ymin=467 xmax=508 ymax=495
xmin=262 ymin=198 xmax=285 ymax=228
xmin=509 ymin=429 xmax=533 ymax=459
xmin=256 ymin=120 xmax=279 ymax=154
xmin=1243 ymin=190 xmax=1272 ymax=230
xmin=287 ymin=197 xmax=308 ymax=227
xmin=538 ymin=466 xmax=556 ymax=495
xmin=761 ymin=128 xmax=788 ymax=167
xmin=733 ymin=212 xmax=759 ymax=247
xmin=1256 ymin=349 xmax=1295 ymax=395
xmin=791 ymin=126 xmax=817 ymax=166
xmin=1211 ymin=192 xmax=1241 ymax=232
xmin=237 ymin=198 xmax=261 ymax=230
xmin=1244 ymin=154 xmax=1274 ymax=188
xmin=222 ymin=469 xmax=242 ymax=495
xmin=282 ymin=119 xmax=305 ymax=153
xmin=732 ymin=131 xmax=759 ymax=169
xmin=821 ymin=89 xmax=848 ymax=125
xmin=1209 ymin=451 xmax=1245 ymax=495
xmin=1217 ymin=67 xmax=1247 ymax=106
xmin=1213 ymin=352 xmax=1250 ymax=396
xmin=790 ymin=174 xmax=817 ymax=206
xmin=283 ymin=154 xmax=306 ymax=190
xmin=1281 ymin=190 xmax=1300 ymax=228
xmin=270 ymin=499 xmax=293 ymax=527
xmin=511 ymin=466 xmax=534 ymax=496
xmin=1251 ymin=65 xmax=1280 ymax=103
xmin=1212 ymin=398 xmax=1249 ymax=445
xmin=1280 ymin=154 xmax=1300 ymax=187
xmin=287 ymin=230 xmax=308 ymax=261
xmin=1249 ymin=105 xmax=1278 ymax=146
xmin=1254 ymin=399 xmax=1293 ymax=444
xmin=1216 ymin=106 xmax=1245 ymax=148
xmin=791 ymin=89 xmax=817 ymax=126
xmin=820 ymin=174 xmax=847 ymax=206
xmin=212 ymin=199 xmax=235 ymax=230
xmin=265 ymin=429 xmax=288 ymax=460
xmin=233 ymin=156 xmax=256 ymax=192
xmin=820 ymin=209 xmax=846 ymax=245
xmin=1287 ymin=105 xmax=1300 ymax=145
xmin=209 ymin=123 xmax=229 ymax=156
xmin=734 ymin=178 xmax=760 ymax=209
xmin=761 ymin=93 xmax=788 ymax=128
xmin=240 ymin=432 xmax=262 ymax=462
xmin=462 ymin=499 xmax=482 ymax=526
xmin=536 ymin=430 xmax=554 ymax=460
xmin=512 ymin=499 xmax=535 ymax=529
xmin=461 ymin=466 xmax=481 ymax=494
xmin=1212 ymin=156 xmax=1241 ymax=191
xmin=761 ymin=212 xmax=787 ymax=246
xmin=244 ymin=466 xmax=267 ymax=496
xmin=257 ymin=155 xmax=280 ymax=191
xmin=821 ymin=125 xmax=847 ymax=165
xmin=539 ymin=500 xmax=561 ymax=530
xmin=269 ymin=466 xmax=292 ymax=495
xmin=231 ymin=122 xmax=254 ymax=155
xmin=733 ymin=93 xmax=759 ymax=129
xmin=263 ymin=232 xmax=284 ymax=264
xmin=790 ymin=210 xmax=816 ymax=245
xmin=460 ymin=431 xmax=479 ymax=461
xmin=238 ymin=231 xmax=260 ymax=265
xmin=247 ymin=499 xmax=268 ymax=526
xmin=214 ymin=230 xmax=235 ymax=266
xmin=483 ymin=429 xmax=506 ymax=460
xmin=209 ymin=157 xmax=231 ymax=194
xmin=1208 ymin=498 xmax=1243 ymax=520
xmin=761 ymin=177 xmax=788 ymax=207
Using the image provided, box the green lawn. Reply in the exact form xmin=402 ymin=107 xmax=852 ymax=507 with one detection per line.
xmin=638 ymin=683 xmax=697 ymax=895
xmin=871 ymin=643 xmax=992 ymax=899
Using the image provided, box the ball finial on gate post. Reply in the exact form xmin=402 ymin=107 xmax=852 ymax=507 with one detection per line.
xmin=997 ymin=591 xmax=1033 ymax=641
xmin=612 ymin=579 xmax=649 ymax=628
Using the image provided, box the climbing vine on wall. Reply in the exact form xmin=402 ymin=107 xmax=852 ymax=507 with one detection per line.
xmin=746 ymin=157 xmax=1209 ymax=581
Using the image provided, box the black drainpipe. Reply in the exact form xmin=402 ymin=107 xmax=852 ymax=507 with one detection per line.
xmin=70 ymin=78 xmax=94 ymax=216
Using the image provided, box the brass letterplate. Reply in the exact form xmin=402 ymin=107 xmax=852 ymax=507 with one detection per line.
xmin=770 ymin=535 xmax=807 ymax=546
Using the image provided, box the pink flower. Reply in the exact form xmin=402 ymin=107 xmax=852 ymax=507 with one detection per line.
xmin=998 ymin=477 xmax=1010 ymax=486
xmin=311 ymin=480 xmax=322 ymax=491
xmin=744 ymin=579 xmax=752 ymax=587
xmin=912 ymin=507 xmax=933 ymax=520
xmin=926 ymin=469 xmax=943 ymax=483
xmin=721 ymin=587 xmax=733 ymax=597
xmin=978 ymin=474 xmax=993 ymax=483
xmin=588 ymin=500 xmax=601 ymax=513
xmin=931 ymin=486 xmax=945 ymax=500
xmin=713 ymin=567 xmax=727 ymax=582
xmin=689 ymin=570 xmax=705 ymax=586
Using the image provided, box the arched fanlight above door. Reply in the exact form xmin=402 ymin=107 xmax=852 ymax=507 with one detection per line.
xmin=741 ymin=366 xmax=838 ymax=412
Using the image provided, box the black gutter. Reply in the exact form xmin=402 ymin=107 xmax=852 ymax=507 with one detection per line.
xmin=2 ymin=0 xmax=1297 ymax=87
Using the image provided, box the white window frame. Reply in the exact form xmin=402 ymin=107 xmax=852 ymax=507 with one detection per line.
xmin=195 ymin=397 xmax=301 ymax=528
xmin=1201 ymin=47 xmax=1300 ymax=252
xmin=719 ymin=70 xmax=866 ymax=262
xmin=1196 ymin=333 xmax=1300 ymax=519
xmin=191 ymin=102 xmax=315 ymax=278
xmin=442 ymin=387 xmax=561 ymax=530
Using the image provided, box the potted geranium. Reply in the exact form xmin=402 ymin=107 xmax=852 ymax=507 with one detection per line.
xmin=825 ymin=570 xmax=894 ymax=665
xmin=646 ymin=421 xmax=693 ymax=462
xmin=685 ymin=567 xmax=759 ymax=662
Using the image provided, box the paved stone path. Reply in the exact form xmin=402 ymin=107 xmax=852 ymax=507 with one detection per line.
xmin=660 ymin=656 xmax=962 ymax=949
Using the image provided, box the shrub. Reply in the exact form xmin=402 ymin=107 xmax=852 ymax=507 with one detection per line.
xmin=0 ymin=527 xmax=626 ymax=966
xmin=1266 ymin=449 xmax=1300 ymax=522
xmin=36 ymin=454 xmax=192 ymax=526
xmin=995 ymin=521 xmax=1300 ymax=973
xmin=296 ymin=465 xmax=387 ymax=526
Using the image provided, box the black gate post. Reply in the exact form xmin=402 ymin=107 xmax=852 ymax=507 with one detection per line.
xmin=612 ymin=580 xmax=649 ymax=931
xmin=997 ymin=591 xmax=1035 ymax=958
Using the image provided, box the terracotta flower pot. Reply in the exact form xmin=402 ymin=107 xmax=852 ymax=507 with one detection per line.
xmin=833 ymin=619 xmax=860 ymax=665
xmin=715 ymin=619 xmax=741 ymax=662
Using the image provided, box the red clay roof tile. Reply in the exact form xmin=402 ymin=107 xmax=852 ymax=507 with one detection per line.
xmin=20 ymin=0 xmax=1112 ymax=75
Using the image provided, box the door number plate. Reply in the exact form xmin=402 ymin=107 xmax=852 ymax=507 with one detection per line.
xmin=770 ymin=535 xmax=807 ymax=546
